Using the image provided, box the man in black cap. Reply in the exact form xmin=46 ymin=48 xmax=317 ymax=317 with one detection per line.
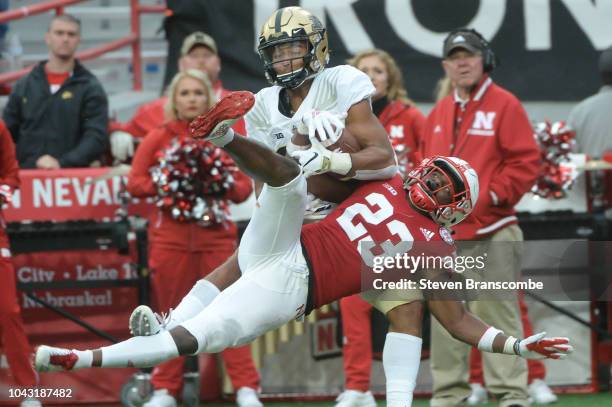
xmin=421 ymin=29 xmax=542 ymax=407
xmin=568 ymin=46 xmax=612 ymax=158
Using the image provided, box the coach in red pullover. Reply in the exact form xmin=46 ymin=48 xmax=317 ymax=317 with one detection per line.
xmin=421 ymin=29 xmax=539 ymax=407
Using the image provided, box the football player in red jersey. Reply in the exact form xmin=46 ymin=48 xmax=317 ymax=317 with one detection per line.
xmin=35 ymin=93 xmax=573 ymax=407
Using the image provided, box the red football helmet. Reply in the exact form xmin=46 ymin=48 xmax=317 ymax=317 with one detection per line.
xmin=404 ymin=156 xmax=479 ymax=227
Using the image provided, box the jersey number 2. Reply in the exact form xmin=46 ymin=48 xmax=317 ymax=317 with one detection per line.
xmin=336 ymin=192 xmax=413 ymax=267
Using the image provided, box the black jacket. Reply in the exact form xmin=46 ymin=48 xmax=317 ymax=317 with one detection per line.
xmin=3 ymin=60 xmax=109 ymax=168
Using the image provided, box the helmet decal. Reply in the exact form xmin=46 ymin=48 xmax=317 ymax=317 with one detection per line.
xmin=404 ymin=156 xmax=479 ymax=228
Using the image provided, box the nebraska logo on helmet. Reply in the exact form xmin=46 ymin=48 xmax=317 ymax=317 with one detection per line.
xmin=439 ymin=227 xmax=454 ymax=245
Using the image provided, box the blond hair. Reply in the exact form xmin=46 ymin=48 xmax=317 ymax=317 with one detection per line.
xmin=348 ymin=48 xmax=414 ymax=106
xmin=164 ymin=69 xmax=216 ymax=121
xmin=434 ymin=76 xmax=454 ymax=102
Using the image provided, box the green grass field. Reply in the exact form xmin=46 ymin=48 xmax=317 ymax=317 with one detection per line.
xmin=194 ymin=392 xmax=612 ymax=406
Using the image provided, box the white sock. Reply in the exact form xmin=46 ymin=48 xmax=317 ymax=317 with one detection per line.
xmin=210 ymin=127 xmax=235 ymax=147
xmin=170 ymin=280 xmax=220 ymax=329
xmin=100 ymin=331 xmax=178 ymax=368
xmin=383 ymin=332 xmax=422 ymax=407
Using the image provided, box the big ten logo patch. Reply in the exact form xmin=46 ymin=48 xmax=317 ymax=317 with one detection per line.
xmin=468 ymin=111 xmax=496 ymax=136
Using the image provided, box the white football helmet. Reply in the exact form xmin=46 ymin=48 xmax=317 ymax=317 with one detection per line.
xmin=404 ymin=156 xmax=479 ymax=228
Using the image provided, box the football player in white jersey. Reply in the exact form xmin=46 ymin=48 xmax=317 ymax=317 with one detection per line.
xmin=246 ymin=10 xmax=426 ymax=404
xmin=121 ymin=7 xmax=425 ymax=406
xmin=190 ymin=7 xmax=433 ymax=405
xmin=152 ymin=7 xmax=428 ymax=406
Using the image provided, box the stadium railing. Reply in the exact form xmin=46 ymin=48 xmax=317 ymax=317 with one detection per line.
xmin=0 ymin=0 xmax=165 ymax=90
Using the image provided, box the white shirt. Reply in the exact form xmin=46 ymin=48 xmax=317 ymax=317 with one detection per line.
xmin=568 ymin=85 xmax=612 ymax=159
xmin=245 ymin=65 xmax=375 ymax=152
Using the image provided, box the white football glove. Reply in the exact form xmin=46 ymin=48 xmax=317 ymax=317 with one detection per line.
xmin=296 ymin=110 xmax=347 ymax=146
xmin=290 ymin=136 xmax=352 ymax=178
xmin=512 ymin=332 xmax=573 ymax=360
xmin=110 ymin=131 xmax=135 ymax=162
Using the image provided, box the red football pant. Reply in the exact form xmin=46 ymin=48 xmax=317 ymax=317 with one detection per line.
xmin=149 ymin=245 xmax=260 ymax=396
xmin=0 ymin=252 xmax=38 ymax=387
xmin=340 ymin=294 xmax=373 ymax=392
xmin=469 ymin=292 xmax=545 ymax=384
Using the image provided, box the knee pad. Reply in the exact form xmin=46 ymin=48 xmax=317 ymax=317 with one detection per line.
xmin=180 ymin=312 xmax=244 ymax=354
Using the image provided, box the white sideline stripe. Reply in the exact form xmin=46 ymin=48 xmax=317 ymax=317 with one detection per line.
xmin=476 ymin=216 xmax=517 ymax=235
xmin=467 ymin=129 xmax=495 ymax=136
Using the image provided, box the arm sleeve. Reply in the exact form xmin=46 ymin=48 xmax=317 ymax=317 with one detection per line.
xmin=126 ymin=129 xmax=163 ymax=197
xmin=58 ymin=81 xmax=110 ymax=167
xmin=334 ymin=66 xmax=375 ymax=114
xmin=0 ymin=122 xmax=20 ymax=189
xmin=488 ymin=99 xmax=541 ymax=207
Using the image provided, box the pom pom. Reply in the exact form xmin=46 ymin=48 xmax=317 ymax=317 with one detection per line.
xmin=532 ymin=121 xmax=577 ymax=199
xmin=150 ymin=138 xmax=237 ymax=226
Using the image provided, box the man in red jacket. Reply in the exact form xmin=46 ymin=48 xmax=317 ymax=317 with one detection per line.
xmin=109 ymin=32 xmax=246 ymax=162
xmin=420 ymin=29 xmax=540 ymax=407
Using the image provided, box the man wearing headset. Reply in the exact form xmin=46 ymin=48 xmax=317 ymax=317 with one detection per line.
xmin=420 ymin=29 xmax=541 ymax=407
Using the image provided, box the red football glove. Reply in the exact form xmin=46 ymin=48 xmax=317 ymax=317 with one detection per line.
xmin=517 ymin=332 xmax=573 ymax=360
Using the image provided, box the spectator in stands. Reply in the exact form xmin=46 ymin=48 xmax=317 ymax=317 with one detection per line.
xmin=334 ymin=48 xmax=426 ymax=407
xmin=110 ymin=31 xmax=244 ymax=162
xmin=2 ymin=14 xmax=109 ymax=169
xmin=568 ymin=45 xmax=612 ymax=158
xmin=420 ymin=29 xmax=541 ymax=407
xmin=126 ymin=69 xmax=262 ymax=407
xmin=0 ymin=120 xmax=40 ymax=407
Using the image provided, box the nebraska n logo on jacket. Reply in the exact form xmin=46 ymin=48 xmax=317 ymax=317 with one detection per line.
xmin=467 ymin=111 xmax=496 ymax=136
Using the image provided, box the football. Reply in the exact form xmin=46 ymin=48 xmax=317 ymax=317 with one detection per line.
xmin=291 ymin=128 xmax=362 ymax=203
xmin=290 ymin=127 xmax=361 ymax=155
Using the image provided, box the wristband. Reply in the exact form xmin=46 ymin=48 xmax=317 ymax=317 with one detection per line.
xmin=502 ymin=336 xmax=518 ymax=355
xmin=210 ymin=127 xmax=235 ymax=148
xmin=330 ymin=152 xmax=352 ymax=176
xmin=514 ymin=338 xmax=522 ymax=356
xmin=477 ymin=327 xmax=503 ymax=352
